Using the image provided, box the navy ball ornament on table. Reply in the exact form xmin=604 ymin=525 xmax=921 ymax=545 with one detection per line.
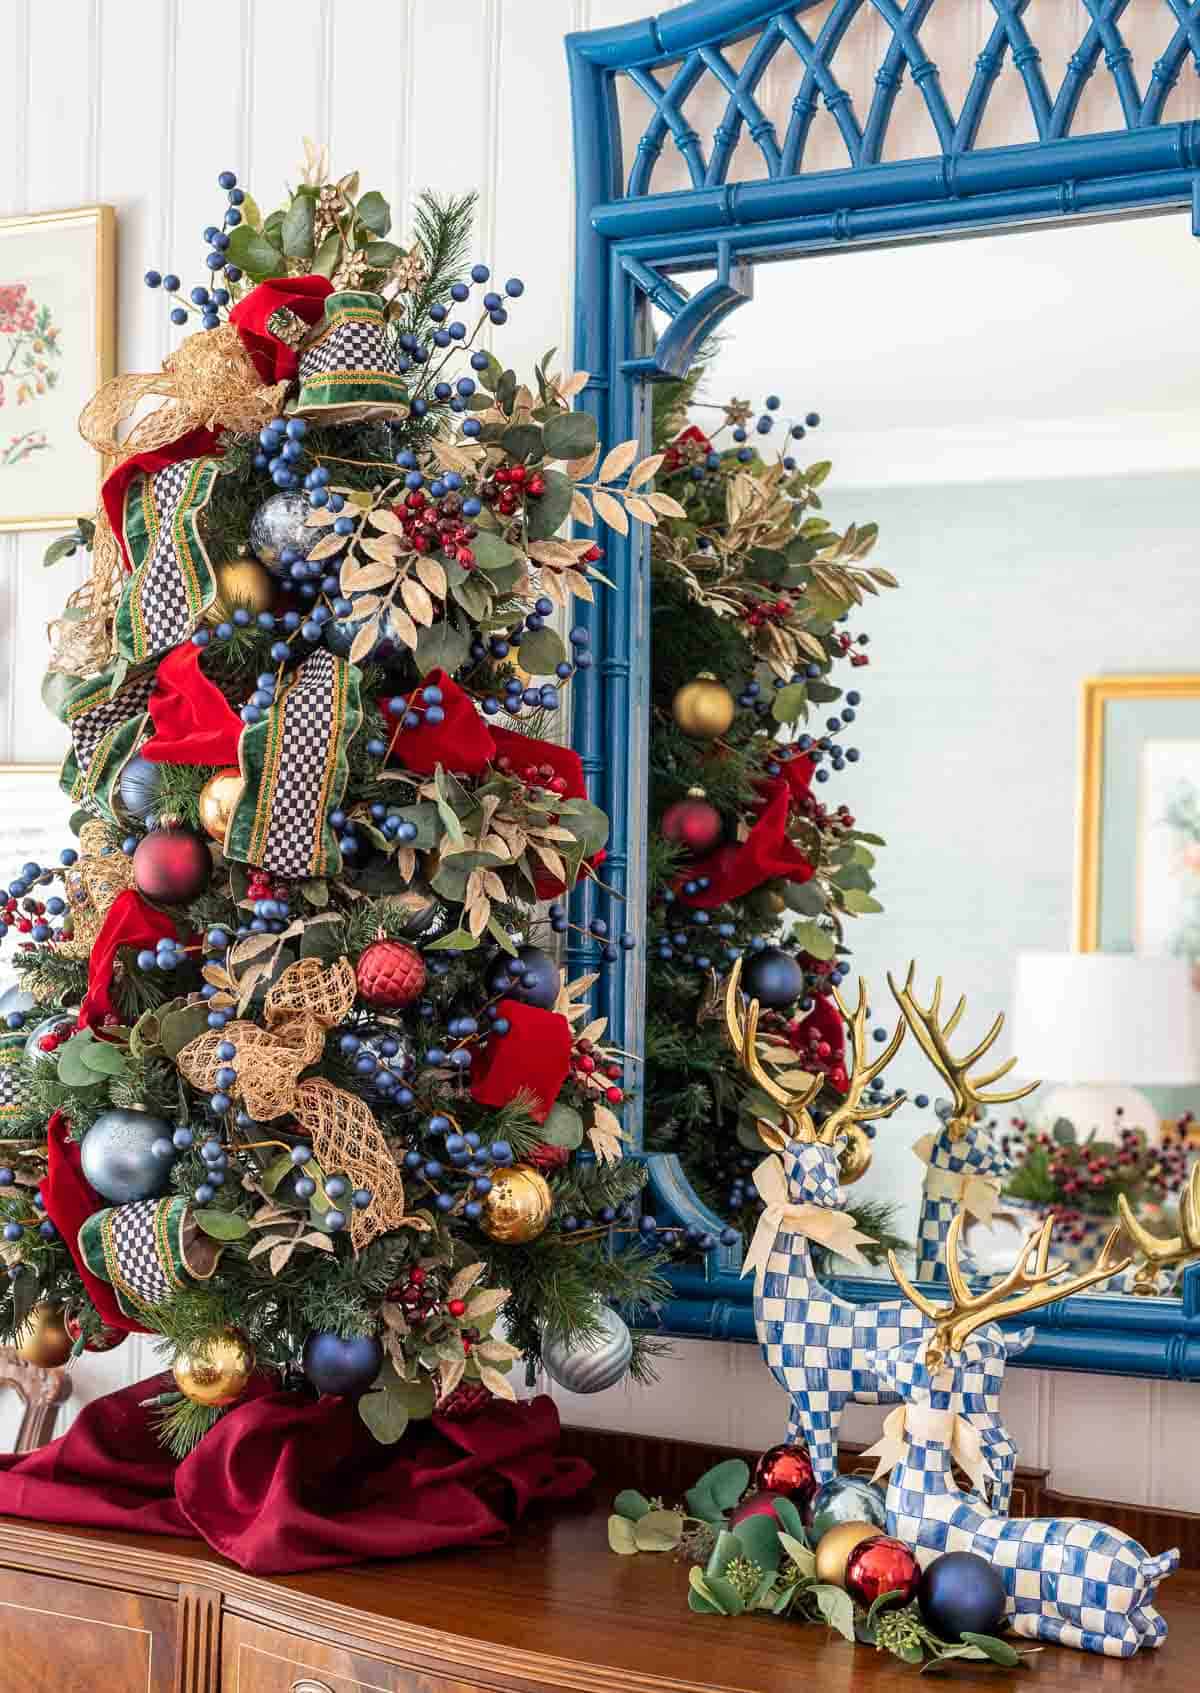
xmin=484 ymin=944 xmax=559 ymax=1011
xmin=917 ymin=1551 xmax=1008 ymax=1642
xmin=80 ymin=1107 xmax=175 ymax=1204
xmin=132 ymin=828 xmax=211 ymax=904
xmin=117 ymin=754 xmax=162 ymax=822
xmin=541 ymin=1302 xmax=632 ymax=1394
xmin=805 ymin=1472 xmax=888 ymax=1543
xmin=302 ymin=1330 xmax=384 ymax=1397
xmin=741 ymin=945 xmax=804 ymax=1010
xmin=248 ymin=491 xmax=320 ymax=578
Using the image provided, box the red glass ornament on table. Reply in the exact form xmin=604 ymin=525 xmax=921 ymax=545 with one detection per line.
xmin=752 ymin=1439 xmax=818 ymax=1508
xmin=844 ymin=1534 xmax=922 ymax=1611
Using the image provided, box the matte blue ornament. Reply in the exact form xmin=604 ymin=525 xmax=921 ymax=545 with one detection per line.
xmin=302 ymin=1330 xmax=383 ymax=1397
xmin=484 ymin=944 xmax=558 ymax=1010
xmin=741 ymin=945 xmax=804 ymax=1010
xmin=80 ymin=1108 xmax=175 ymax=1204
xmin=118 ymin=755 xmax=162 ymax=822
xmin=917 ymin=1551 xmax=1007 ymax=1642
xmin=805 ymin=1473 xmax=888 ymax=1543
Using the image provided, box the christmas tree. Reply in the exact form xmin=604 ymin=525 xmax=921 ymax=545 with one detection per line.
xmin=0 ymin=151 xmax=671 ymax=1458
xmin=643 ymin=372 xmax=906 ymax=1258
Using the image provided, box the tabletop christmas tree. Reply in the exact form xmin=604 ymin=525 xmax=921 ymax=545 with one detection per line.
xmin=0 ymin=153 xmax=672 ymax=1560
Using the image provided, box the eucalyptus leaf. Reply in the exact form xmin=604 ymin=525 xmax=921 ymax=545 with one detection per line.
xmin=79 ymin=1039 xmax=128 ymax=1077
xmin=686 ymin=1566 xmax=723 ymax=1614
xmin=43 ymin=533 xmax=79 ymax=568
xmin=260 ymin=1152 xmax=297 ymax=1194
xmin=525 ymin=467 xmax=573 ymax=541
xmin=634 ymin=1509 xmax=683 ymax=1552
xmin=782 ymin=878 xmax=826 ymax=917
xmin=355 ymin=190 xmax=391 ymax=235
xmin=539 ymin=1102 xmax=584 ymax=1149
xmin=543 ymin=411 xmax=597 ymax=460
xmin=423 ymin=928 xmax=478 ymax=952
xmin=224 ymin=223 xmax=287 ymax=280
xmin=501 ymin=423 xmax=543 ymax=462
xmin=357 ymin=1387 xmax=410 ymax=1445
xmin=814 ymin=1583 xmax=856 ymax=1643
xmin=703 ymin=1461 xmax=751 ymax=1511
xmin=364 ymin=240 xmax=401 ymax=267
xmin=311 ymin=228 xmax=342 ymax=280
xmin=841 ymin=888 xmax=883 ymax=915
xmin=772 ymin=684 xmax=808 ymax=724
xmin=702 ymin=1574 xmax=745 ymax=1617
xmin=470 ymin=531 xmax=519 ymax=573
xmin=159 ymin=1002 xmax=216 ymax=1059
xmin=608 ymin=1514 xmax=639 ymax=1555
xmin=732 ymin=1510 xmax=781 ymax=1575
xmin=790 ymin=920 xmax=836 ymax=961
xmin=778 ymin=1530 xmax=815 ymax=1577
xmin=57 ymin=1039 xmax=103 ymax=1089
xmin=300 ymin=920 xmax=348 ymax=964
xmin=193 ymin=1209 xmax=251 ymax=1241
xmin=612 ymin=1487 xmax=652 ymax=1522
xmin=559 ymin=798 xmax=609 ymax=857
xmin=517 ymin=626 xmax=566 ymax=676
xmin=415 ymin=616 xmax=471 ymax=677
xmin=280 ymin=191 xmax=316 ymax=260
xmin=960 ymin=1633 xmax=1022 ymax=1667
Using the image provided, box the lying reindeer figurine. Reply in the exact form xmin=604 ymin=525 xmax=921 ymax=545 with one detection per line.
xmin=865 ymin=1180 xmax=1200 ymax=1658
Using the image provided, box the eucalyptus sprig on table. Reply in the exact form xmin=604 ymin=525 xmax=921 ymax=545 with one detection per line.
xmin=607 ymin=1459 xmax=1038 ymax=1672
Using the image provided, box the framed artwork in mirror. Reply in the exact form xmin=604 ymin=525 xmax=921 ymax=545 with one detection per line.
xmin=0 ymin=206 xmax=115 ymax=533
xmin=0 ymin=765 xmax=73 ymax=995
xmin=568 ymin=0 xmax=1200 ymax=1380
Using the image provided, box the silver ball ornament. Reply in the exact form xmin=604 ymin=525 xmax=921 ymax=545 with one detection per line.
xmin=0 ymin=985 xmax=36 ymax=1022
xmin=118 ymin=755 xmax=162 ymax=822
xmin=80 ymin=1108 xmax=175 ymax=1204
xmin=541 ymin=1303 xmax=633 ymax=1395
xmin=248 ymin=492 xmax=320 ymax=579
xmin=24 ymin=1012 xmax=77 ymax=1067
xmin=805 ymin=1473 xmax=888 ymax=1543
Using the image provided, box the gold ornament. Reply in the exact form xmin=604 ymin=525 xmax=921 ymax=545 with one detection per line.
xmin=205 ymin=557 xmax=276 ymax=623
xmin=198 ymin=767 xmax=245 ymax=842
xmin=837 ymin=1122 xmax=872 ymax=1185
xmin=172 ymin=1329 xmax=255 ymax=1407
xmin=746 ymin=883 xmax=787 ymax=918
xmin=480 ymin=1165 xmax=553 ymax=1243
xmin=671 ymin=674 xmax=735 ymax=740
xmin=14 ymin=1303 xmax=73 ymax=1368
xmin=814 ymin=1520 xmax=882 ymax=1587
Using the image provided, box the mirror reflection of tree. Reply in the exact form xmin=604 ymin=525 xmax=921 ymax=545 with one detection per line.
xmin=643 ymin=361 xmax=908 ymax=1264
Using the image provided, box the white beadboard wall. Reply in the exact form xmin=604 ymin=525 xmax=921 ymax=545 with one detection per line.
xmin=1 ymin=0 xmax=1197 ymax=1507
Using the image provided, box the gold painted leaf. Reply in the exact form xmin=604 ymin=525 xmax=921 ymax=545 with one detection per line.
xmin=558 ymin=370 xmax=590 ymax=399
xmin=624 ymin=495 xmax=658 ymax=525
xmin=645 ymin=490 xmax=687 ymax=518
xmin=565 ymin=445 xmax=600 ymax=479
xmin=628 ymin=452 xmax=664 ymax=489
xmin=448 ymin=1262 xmax=486 ymax=1302
xmin=269 ymin=1239 xmax=297 ymax=1276
xmin=360 ymin=535 xmax=404 ymax=564
xmin=306 ymin=534 xmax=349 ymax=562
xmin=477 ymin=1363 xmax=517 ymax=1402
xmin=592 ymin=489 xmax=628 ymax=534
xmin=589 ymin=1104 xmax=625 ymax=1164
xmin=349 ymin=617 xmax=381 ymax=663
xmin=304 ymin=507 xmax=338 ymax=528
xmin=598 ymin=439 xmax=639 ymax=484
xmin=400 ymin=578 xmax=434 ymax=627
xmin=570 ymin=488 xmax=594 ymax=525
xmin=341 ymin=560 xmax=396 ymax=592
xmin=389 ymin=604 xmax=419 ymax=650
xmin=348 ymin=594 xmax=381 ymax=618
xmin=414 ymin=556 xmax=447 ymax=599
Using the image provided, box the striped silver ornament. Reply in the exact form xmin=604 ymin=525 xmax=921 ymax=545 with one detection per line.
xmin=541 ymin=1302 xmax=632 ymax=1394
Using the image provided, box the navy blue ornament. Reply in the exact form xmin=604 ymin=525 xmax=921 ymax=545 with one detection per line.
xmin=484 ymin=944 xmax=559 ymax=1010
xmin=118 ymin=755 xmax=162 ymax=821
xmin=741 ymin=945 xmax=804 ymax=1010
xmin=302 ymin=1330 xmax=383 ymax=1397
xmin=917 ymin=1551 xmax=1008 ymax=1642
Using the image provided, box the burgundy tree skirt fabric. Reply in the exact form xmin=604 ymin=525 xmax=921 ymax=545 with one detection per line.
xmin=0 ymin=1374 xmax=593 ymax=1574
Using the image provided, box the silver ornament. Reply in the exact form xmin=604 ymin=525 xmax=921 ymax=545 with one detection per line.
xmin=541 ymin=1302 xmax=632 ymax=1394
xmin=24 ymin=1011 xmax=77 ymax=1067
xmin=80 ymin=1108 xmax=175 ymax=1204
xmin=248 ymin=492 xmax=321 ymax=580
xmin=0 ymin=984 xmax=36 ymax=1023
xmin=805 ymin=1473 xmax=888 ymax=1543
xmin=357 ymin=1024 xmax=417 ymax=1104
xmin=118 ymin=755 xmax=162 ymax=822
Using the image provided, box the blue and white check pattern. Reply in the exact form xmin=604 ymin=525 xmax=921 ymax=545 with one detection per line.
xmin=916 ymin=1119 xmax=1009 ymax=1283
xmin=873 ymin=1334 xmax=1177 ymax=1657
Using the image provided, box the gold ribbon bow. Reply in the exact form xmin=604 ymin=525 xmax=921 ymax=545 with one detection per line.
xmin=912 ymin=1133 xmax=1000 ymax=1224
xmin=741 ymin=1153 xmax=875 ymax=1281
xmin=56 ymin=327 xmax=292 ymax=678
xmin=176 ymin=957 xmax=408 ymax=1253
xmin=862 ymin=1403 xmax=994 ymax=1496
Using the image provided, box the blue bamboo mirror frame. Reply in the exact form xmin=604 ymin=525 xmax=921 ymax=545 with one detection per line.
xmin=565 ymin=0 xmax=1200 ymax=1381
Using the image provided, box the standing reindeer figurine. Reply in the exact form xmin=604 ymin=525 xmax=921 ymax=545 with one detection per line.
xmin=726 ymin=960 xmax=1027 ymax=1506
xmin=892 ymin=970 xmax=1038 ymax=1283
xmin=866 ymin=1182 xmax=1200 ymax=1658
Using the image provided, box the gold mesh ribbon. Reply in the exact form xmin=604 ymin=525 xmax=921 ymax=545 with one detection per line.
xmin=176 ymin=956 xmax=407 ymax=1251
xmin=54 ymin=326 xmax=291 ymax=677
xmin=54 ymin=819 xmax=136 ymax=959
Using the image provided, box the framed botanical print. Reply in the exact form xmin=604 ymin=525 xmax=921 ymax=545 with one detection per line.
xmin=0 ymin=205 xmax=115 ymax=532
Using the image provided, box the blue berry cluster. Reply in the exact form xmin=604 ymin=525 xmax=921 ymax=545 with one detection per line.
xmin=402 ymin=1120 xmax=515 ymax=1219
xmin=144 ymin=169 xmax=244 ymax=328
xmin=135 ymin=934 xmax=186 ymax=974
xmin=253 ymin=416 xmax=309 ymax=490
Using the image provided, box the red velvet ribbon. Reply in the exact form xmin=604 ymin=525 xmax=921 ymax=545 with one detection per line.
xmin=78 ymin=888 xmax=181 ymax=1029
xmin=101 ymin=425 xmax=223 ymax=574
xmin=662 ymin=423 xmax=714 ymax=471
xmin=0 ymin=1376 xmax=591 ymax=1573
xmin=41 ymin=1112 xmax=147 ymax=1334
xmin=469 ymin=999 xmax=572 ymax=1123
xmin=227 ymin=274 xmax=333 ymax=384
xmin=679 ymin=782 xmax=814 ymax=909
xmin=140 ymin=641 xmax=243 ymax=767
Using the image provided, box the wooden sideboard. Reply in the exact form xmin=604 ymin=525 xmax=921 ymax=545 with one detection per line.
xmin=1 ymin=1496 xmax=1198 ymax=1693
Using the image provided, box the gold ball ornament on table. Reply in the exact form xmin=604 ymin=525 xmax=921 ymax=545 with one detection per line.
xmin=671 ymin=674 xmax=736 ymax=740
xmin=197 ymin=767 xmax=245 ymax=843
xmin=14 ymin=1303 xmax=73 ymax=1368
xmin=172 ymin=1330 xmax=256 ymax=1407
xmin=204 ymin=557 xmax=276 ymax=623
xmin=479 ymin=1165 xmax=553 ymax=1243
xmin=814 ymin=1520 xmax=883 ymax=1588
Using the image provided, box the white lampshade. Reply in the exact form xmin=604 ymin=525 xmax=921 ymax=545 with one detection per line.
xmin=1011 ymin=952 xmax=1200 ymax=1086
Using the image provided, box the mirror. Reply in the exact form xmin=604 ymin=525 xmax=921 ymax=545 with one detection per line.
xmin=645 ymin=214 xmax=1200 ymax=1298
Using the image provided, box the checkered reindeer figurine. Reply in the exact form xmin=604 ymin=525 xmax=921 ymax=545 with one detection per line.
xmin=893 ymin=971 xmax=1039 ymax=1283
xmin=724 ymin=960 xmax=1027 ymax=1511
xmin=866 ymin=1175 xmax=1200 ymax=1658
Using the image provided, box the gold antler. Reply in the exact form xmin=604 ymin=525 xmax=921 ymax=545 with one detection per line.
xmin=1117 ymin=1163 xmax=1200 ymax=1295
xmin=887 ymin=963 xmax=1038 ymax=1140
xmin=819 ymin=979 xmax=907 ymax=1174
xmin=887 ymin=1209 xmax=1131 ymax=1370
xmin=722 ymin=959 xmax=822 ymax=1146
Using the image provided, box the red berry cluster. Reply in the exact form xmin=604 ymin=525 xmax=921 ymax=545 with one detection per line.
xmin=832 ymin=629 xmax=871 ymax=668
xmin=2 ymin=893 xmax=44 ymax=936
xmin=246 ymin=872 xmax=292 ymax=904
xmin=795 ymin=789 xmax=857 ymax=835
xmin=743 ymin=595 xmax=794 ymax=629
xmin=391 ymin=490 xmax=478 ymax=563
xmin=572 ymin=1039 xmax=624 ymax=1106
xmin=482 ymin=463 xmax=545 ymax=517
xmin=493 ymin=755 xmax=570 ymax=797
xmin=386 ymin=1265 xmax=438 ymax=1323
xmin=1003 ymin=1115 xmax=1190 ymax=1220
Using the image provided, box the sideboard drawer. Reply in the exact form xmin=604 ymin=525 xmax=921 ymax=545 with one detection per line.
xmin=0 ymin=1565 xmax=177 ymax=1692
xmin=223 ymin=1615 xmax=491 ymax=1693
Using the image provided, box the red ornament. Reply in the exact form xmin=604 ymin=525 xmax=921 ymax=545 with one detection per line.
xmin=356 ymin=937 xmax=427 ymax=1007
xmin=728 ymin=1489 xmax=786 ymax=1528
xmin=525 ymin=1141 xmax=570 ymax=1173
xmin=63 ymin=1309 xmax=126 ymax=1353
xmin=660 ymin=793 xmax=723 ymax=856
xmin=844 ymin=1534 xmax=921 ymax=1612
xmin=752 ymin=1440 xmax=817 ymax=1508
xmin=132 ymin=828 xmax=210 ymax=904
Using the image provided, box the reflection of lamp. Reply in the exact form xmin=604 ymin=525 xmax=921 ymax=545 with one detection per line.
xmin=1011 ymin=953 xmax=1200 ymax=1144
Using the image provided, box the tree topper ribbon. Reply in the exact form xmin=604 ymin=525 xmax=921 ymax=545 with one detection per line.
xmin=741 ymin=1153 xmax=875 ymax=1281
xmin=863 ymin=1403 xmax=994 ymax=1496
xmin=176 ymin=957 xmax=410 ymax=1253
xmin=912 ymin=1133 xmax=1001 ymax=1225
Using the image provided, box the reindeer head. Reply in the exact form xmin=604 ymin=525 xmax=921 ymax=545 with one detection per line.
xmin=723 ymin=957 xmax=906 ymax=1207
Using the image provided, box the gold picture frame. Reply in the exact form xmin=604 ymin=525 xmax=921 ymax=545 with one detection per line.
xmin=1076 ymin=674 xmax=1200 ymax=951
xmin=0 ymin=204 xmax=115 ymax=533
